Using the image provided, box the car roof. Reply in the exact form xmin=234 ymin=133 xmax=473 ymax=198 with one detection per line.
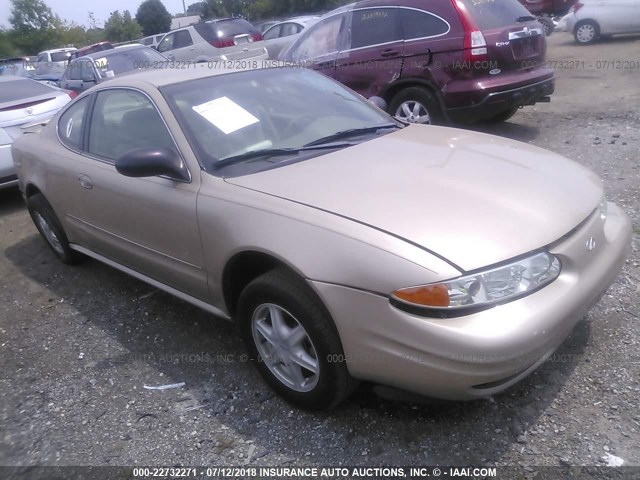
xmin=40 ymin=47 xmax=77 ymax=54
xmin=74 ymin=45 xmax=148 ymax=61
xmin=100 ymin=61 xmax=285 ymax=89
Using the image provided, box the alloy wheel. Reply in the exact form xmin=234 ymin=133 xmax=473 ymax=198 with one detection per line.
xmin=33 ymin=211 xmax=64 ymax=255
xmin=251 ymin=303 xmax=319 ymax=392
xmin=395 ymin=101 xmax=431 ymax=124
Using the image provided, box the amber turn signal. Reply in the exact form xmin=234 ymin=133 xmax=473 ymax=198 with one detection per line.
xmin=393 ymin=284 xmax=450 ymax=307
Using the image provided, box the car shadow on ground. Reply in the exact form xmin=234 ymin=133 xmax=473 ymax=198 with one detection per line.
xmin=5 ymin=233 xmax=592 ymax=464
xmin=460 ymin=120 xmax=541 ymax=144
xmin=0 ymin=187 xmax=24 ymax=216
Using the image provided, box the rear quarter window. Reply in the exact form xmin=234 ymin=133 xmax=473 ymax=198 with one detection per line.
xmin=400 ymin=9 xmax=450 ymax=39
xmin=459 ymin=0 xmax=532 ymax=30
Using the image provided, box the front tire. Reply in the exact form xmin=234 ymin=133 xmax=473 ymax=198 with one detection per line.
xmin=27 ymin=193 xmax=82 ymax=264
xmin=539 ymin=17 xmax=554 ymax=36
xmin=238 ymin=269 xmax=356 ymax=410
xmin=574 ymin=20 xmax=599 ymax=45
xmin=389 ymin=87 xmax=443 ymax=125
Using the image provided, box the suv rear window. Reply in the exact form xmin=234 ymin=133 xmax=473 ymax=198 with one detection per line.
xmin=0 ymin=78 xmax=54 ymax=103
xmin=194 ymin=19 xmax=258 ymax=41
xmin=51 ymin=52 xmax=72 ymax=62
xmin=459 ymin=0 xmax=532 ymax=30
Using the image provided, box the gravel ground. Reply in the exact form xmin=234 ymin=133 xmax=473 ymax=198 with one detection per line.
xmin=1 ymin=32 xmax=639 ymax=472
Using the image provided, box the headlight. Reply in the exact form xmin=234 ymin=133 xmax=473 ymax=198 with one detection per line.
xmin=599 ymin=195 xmax=608 ymax=221
xmin=391 ymin=251 xmax=561 ymax=317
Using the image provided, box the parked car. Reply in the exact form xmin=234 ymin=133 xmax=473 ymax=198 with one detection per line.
xmin=12 ymin=65 xmax=631 ymax=409
xmin=517 ymin=0 xmax=577 ymax=34
xmin=0 ymin=76 xmax=74 ymax=189
xmin=257 ymin=20 xmax=280 ymax=34
xmin=34 ymin=47 xmax=77 ymax=78
xmin=280 ymin=0 xmax=555 ymax=124
xmin=69 ymin=41 xmax=113 ymax=60
xmin=564 ymin=0 xmax=640 ymax=44
xmin=58 ymin=45 xmax=168 ymax=94
xmin=0 ymin=57 xmax=37 ymax=78
xmin=263 ymin=16 xmax=319 ymax=59
xmin=156 ymin=18 xmax=267 ymax=62
xmin=140 ymin=34 xmax=166 ymax=49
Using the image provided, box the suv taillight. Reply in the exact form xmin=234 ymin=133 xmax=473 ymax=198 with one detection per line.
xmin=211 ymin=38 xmax=235 ymax=48
xmin=67 ymin=91 xmax=77 ymax=100
xmin=452 ymin=0 xmax=488 ymax=61
xmin=573 ymin=2 xmax=584 ymax=12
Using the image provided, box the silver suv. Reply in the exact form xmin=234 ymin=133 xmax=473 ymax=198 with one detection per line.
xmin=157 ymin=19 xmax=268 ymax=62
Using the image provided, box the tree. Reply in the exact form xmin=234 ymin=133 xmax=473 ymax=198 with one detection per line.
xmin=9 ymin=0 xmax=59 ymax=53
xmin=136 ymin=0 xmax=171 ymax=36
xmin=104 ymin=10 xmax=143 ymax=42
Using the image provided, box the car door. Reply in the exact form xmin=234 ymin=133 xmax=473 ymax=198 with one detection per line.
xmin=60 ymin=59 xmax=97 ymax=93
xmin=283 ymin=13 xmax=349 ymax=78
xmin=157 ymin=30 xmax=195 ymax=61
xmin=334 ymin=5 xmax=404 ymax=98
xmin=614 ymin=0 xmax=640 ymax=32
xmin=58 ymin=87 xmax=208 ymax=300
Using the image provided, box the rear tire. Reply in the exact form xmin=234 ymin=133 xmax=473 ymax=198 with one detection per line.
xmin=27 ymin=193 xmax=82 ymax=265
xmin=539 ymin=17 xmax=554 ymax=36
xmin=389 ymin=87 xmax=443 ymax=125
xmin=574 ymin=20 xmax=599 ymax=45
xmin=238 ymin=268 xmax=357 ymax=410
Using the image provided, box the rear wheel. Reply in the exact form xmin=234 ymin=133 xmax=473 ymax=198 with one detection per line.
xmin=389 ymin=87 xmax=443 ymax=125
xmin=574 ymin=20 xmax=599 ymax=45
xmin=27 ymin=193 xmax=82 ymax=264
xmin=238 ymin=269 xmax=356 ymax=410
xmin=539 ymin=17 xmax=554 ymax=36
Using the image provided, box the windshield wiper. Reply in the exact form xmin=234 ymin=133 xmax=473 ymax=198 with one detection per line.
xmin=213 ymin=143 xmax=352 ymax=169
xmin=516 ymin=15 xmax=537 ymax=22
xmin=303 ymin=124 xmax=401 ymax=147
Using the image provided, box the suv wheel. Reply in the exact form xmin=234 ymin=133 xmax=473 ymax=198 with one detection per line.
xmin=238 ymin=269 xmax=356 ymax=410
xmin=27 ymin=193 xmax=82 ymax=264
xmin=574 ymin=21 xmax=599 ymax=45
xmin=389 ymin=87 xmax=442 ymax=125
xmin=539 ymin=17 xmax=554 ymax=36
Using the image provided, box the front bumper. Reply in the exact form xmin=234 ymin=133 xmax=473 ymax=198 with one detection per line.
xmin=311 ymin=203 xmax=631 ymax=400
xmin=0 ymin=144 xmax=18 ymax=189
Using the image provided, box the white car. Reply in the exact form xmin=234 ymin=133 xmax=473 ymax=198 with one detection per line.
xmin=263 ymin=16 xmax=319 ymax=59
xmin=0 ymin=77 xmax=73 ymax=189
xmin=566 ymin=0 xmax=640 ymax=44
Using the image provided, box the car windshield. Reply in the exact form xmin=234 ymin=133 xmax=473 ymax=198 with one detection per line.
xmin=51 ymin=51 xmax=72 ymax=62
xmin=161 ymin=67 xmax=400 ymax=175
xmin=95 ymin=48 xmax=166 ymax=76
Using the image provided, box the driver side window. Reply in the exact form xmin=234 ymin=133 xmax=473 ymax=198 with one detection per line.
xmin=157 ymin=34 xmax=175 ymax=53
xmin=87 ymin=89 xmax=176 ymax=162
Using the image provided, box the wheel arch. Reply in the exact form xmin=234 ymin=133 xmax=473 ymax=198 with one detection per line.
xmin=222 ymin=250 xmax=309 ymax=318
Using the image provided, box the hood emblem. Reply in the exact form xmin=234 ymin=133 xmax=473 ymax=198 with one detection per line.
xmin=524 ymin=27 xmax=531 ymax=36
xmin=25 ymin=108 xmax=34 ymax=116
xmin=586 ymin=236 xmax=596 ymax=252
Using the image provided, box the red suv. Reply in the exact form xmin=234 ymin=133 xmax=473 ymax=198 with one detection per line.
xmin=280 ymin=0 xmax=555 ymax=124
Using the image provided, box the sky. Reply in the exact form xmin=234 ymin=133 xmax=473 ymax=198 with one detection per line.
xmin=0 ymin=0 xmax=199 ymax=28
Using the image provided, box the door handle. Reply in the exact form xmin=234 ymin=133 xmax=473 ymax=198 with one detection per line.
xmin=78 ymin=174 xmax=93 ymax=189
xmin=381 ymin=49 xmax=400 ymax=58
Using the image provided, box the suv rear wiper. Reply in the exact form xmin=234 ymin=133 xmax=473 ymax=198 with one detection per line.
xmin=304 ymin=124 xmax=401 ymax=147
xmin=213 ymin=143 xmax=352 ymax=169
xmin=516 ymin=15 xmax=537 ymax=22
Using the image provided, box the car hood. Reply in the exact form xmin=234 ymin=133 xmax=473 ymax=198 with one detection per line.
xmin=226 ymin=125 xmax=603 ymax=271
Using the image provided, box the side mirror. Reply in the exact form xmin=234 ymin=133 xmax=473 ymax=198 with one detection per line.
xmin=115 ymin=148 xmax=189 ymax=181
xmin=368 ymin=96 xmax=387 ymax=110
